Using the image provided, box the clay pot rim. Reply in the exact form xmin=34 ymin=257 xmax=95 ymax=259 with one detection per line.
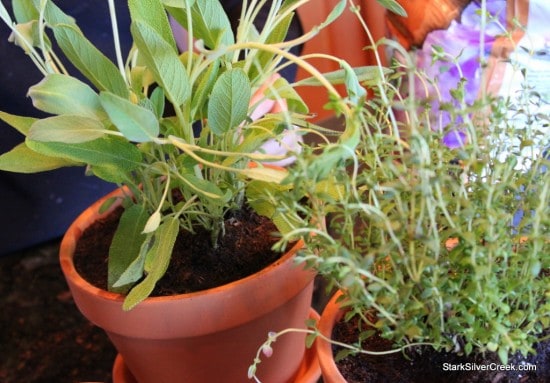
xmin=316 ymin=290 xmax=347 ymax=383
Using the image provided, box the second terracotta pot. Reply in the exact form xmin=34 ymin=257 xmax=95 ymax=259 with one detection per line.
xmin=315 ymin=290 xmax=347 ymax=383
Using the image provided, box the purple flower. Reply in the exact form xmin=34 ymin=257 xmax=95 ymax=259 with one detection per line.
xmin=443 ymin=130 xmax=468 ymax=149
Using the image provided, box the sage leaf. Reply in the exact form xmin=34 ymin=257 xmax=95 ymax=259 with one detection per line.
xmin=52 ymin=24 xmax=129 ymax=98
xmin=129 ymin=0 xmax=177 ymax=52
xmin=89 ymin=164 xmax=133 ymax=184
xmin=26 ymin=136 xmax=142 ymax=171
xmin=108 ymin=204 xmax=150 ymax=292
xmin=190 ymin=57 xmax=219 ymax=118
xmin=166 ymin=0 xmax=233 ymax=50
xmin=33 ymin=0 xmax=76 ymax=26
xmin=241 ymin=165 xmax=287 ymax=184
xmin=177 ymin=172 xmax=232 ymax=204
xmin=28 ymin=74 xmax=107 ymax=120
xmin=208 ymin=68 xmax=250 ymax=136
xmin=123 ymin=217 xmax=179 ymax=310
xmin=0 ymin=143 xmax=74 ymax=173
xmin=100 ymin=91 xmax=159 ymax=142
xmin=377 ymin=0 xmax=407 ymax=17
xmin=297 ymin=66 xmax=387 ymax=87
xmin=131 ymin=20 xmax=190 ymax=106
xmin=0 ymin=111 xmax=37 ymax=136
xmin=142 ymin=211 xmax=161 ymax=234
xmin=12 ymin=0 xmax=38 ymax=23
xmin=28 ymin=115 xmax=107 ymax=143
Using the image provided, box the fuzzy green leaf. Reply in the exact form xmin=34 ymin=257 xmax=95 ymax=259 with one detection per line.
xmin=100 ymin=91 xmax=159 ymax=142
xmin=322 ymin=0 xmax=346 ymax=28
xmin=108 ymin=204 xmax=150 ymax=293
xmin=167 ymin=0 xmax=234 ymax=49
xmin=129 ymin=0 xmax=177 ymax=51
xmin=33 ymin=0 xmax=76 ymax=26
xmin=89 ymin=164 xmax=133 ymax=184
xmin=376 ymin=0 xmax=407 ymax=16
xmin=241 ymin=165 xmax=288 ymax=183
xmin=190 ymin=56 xmax=220 ymax=118
xmin=208 ymin=68 xmax=251 ymax=136
xmin=0 ymin=111 xmax=37 ymax=136
xmin=177 ymin=172 xmax=232 ymax=204
xmin=11 ymin=0 xmax=38 ymax=23
xmin=26 ymin=137 xmax=142 ymax=171
xmin=123 ymin=217 xmax=179 ymax=310
xmin=28 ymin=74 xmax=107 ymax=120
xmin=0 ymin=143 xmax=74 ymax=173
xmin=28 ymin=115 xmax=106 ymax=143
xmin=52 ymin=24 xmax=129 ymax=98
xmin=131 ymin=20 xmax=190 ymax=106
xmin=297 ymin=66 xmax=387 ymax=87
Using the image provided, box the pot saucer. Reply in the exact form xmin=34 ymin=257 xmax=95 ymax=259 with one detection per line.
xmin=112 ymin=308 xmax=321 ymax=383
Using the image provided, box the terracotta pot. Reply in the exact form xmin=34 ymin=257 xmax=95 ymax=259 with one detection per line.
xmin=112 ymin=308 xmax=321 ymax=383
xmin=60 ymin=188 xmax=318 ymax=383
xmin=315 ymin=290 xmax=347 ymax=383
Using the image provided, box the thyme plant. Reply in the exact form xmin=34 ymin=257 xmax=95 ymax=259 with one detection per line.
xmin=262 ymin=1 xmax=549 ymax=367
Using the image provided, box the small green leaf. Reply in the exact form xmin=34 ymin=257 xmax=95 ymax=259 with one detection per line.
xmin=123 ymin=217 xmax=179 ymax=310
xmin=150 ymin=87 xmax=165 ymax=119
xmin=28 ymin=115 xmax=107 ymax=143
xmin=142 ymin=211 xmax=162 ymax=233
xmin=497 ymin=347 xmax=509 ymax=365
xmin=100 ymin=92 xmax=159 ymax=142
xmin=35 ymin=0 xmax=76 ymax=26
xmin=0 ymin=143 xmax=74 ymax=173
xmin=28 ymin=74 xmax=107 ymax=120
xmin=305 ymin=332 xmax=317 ymax=348
xmin=208 ymin=68 xmax=251 ymax=136
xmin=129 ymin=0 xmax=177 ymax=51
xmin=131 ymin=20 xmax=190 ymax=106
xmin=190 ymin=57 xmax=220 ymax=118
xmin=12 ymin=0 xmax=39 ymax=23
xmin=167 ymin=0 xmax=234 ymax=49
xmin=26 ymin=136 xmax=142 ymax=171
xmin=241 ymin=165 xmax=288 ymax=183
xmin=297 ymin=66 xmax=387 ymax=87
xmin=89 ymin=164 xmax=132 ymax=184
xmin=52 ymin=24 xmax=129 ymax=98
xmin=108 ymin=204 xmax=150 ymax=292
xmin=376 ymin=0 xmax=407 ymax=17
xmin=176 ymin=172 xmax=232 ymax=204
xmin=0 ymin=111 xmax=37 ymax=136
xmin=322 ymin=0 xmax=346 ymax=28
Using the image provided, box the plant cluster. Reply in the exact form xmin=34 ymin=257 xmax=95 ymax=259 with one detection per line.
xmin=268 ymin=3 xmax=550 ymax=365
xmin=0 ymin=0 xmax=337 ymax=309
xmin=0 ymin=0 xmax=405 ymax=311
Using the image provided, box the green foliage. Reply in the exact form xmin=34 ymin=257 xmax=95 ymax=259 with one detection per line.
xmin=272 ymin=20 xmax=549 ymax=366
xmin=1 ymin=0 xmax=394 ymax=309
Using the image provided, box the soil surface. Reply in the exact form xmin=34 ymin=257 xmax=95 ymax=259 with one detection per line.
xmin=332 ymin=316 xmax=550 ymax=383
xmin=74 ymin=206 xmax=282 ymax=295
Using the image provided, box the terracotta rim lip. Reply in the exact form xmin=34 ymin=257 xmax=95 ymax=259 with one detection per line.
xmin=316 ymin=290 xmax=347 ymax=382
xmin=59 ymin=187 xmax=312 ymax=305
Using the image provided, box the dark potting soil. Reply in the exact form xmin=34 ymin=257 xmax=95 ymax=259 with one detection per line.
xmin=74 ymin=206 xmax=283 ymax=295
xmin=332 ymin=317 xmax=550 ymax=383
